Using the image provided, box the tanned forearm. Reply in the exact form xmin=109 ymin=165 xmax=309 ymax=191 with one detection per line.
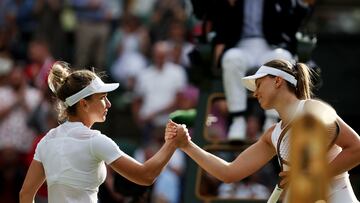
xmin=182 ymin=141 xmax=232 ymax=182
xmin=329 ymin=148 xmax=360 ymax=177
xmin=142 ymin=141 xmax=177 ymax=184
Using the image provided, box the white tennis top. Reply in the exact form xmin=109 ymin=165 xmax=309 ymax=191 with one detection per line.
xmin=34 ymin=121 xmax=124 ymax=203
xmin=271 ymin=100 xmax=344 ymax=171
xmin=271 ymin=100 xmax=344 ymax=168
xmin=270 ymin=100 xmax=358 ymax=203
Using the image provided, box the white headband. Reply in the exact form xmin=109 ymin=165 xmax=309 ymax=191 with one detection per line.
xmin=65 ymin=76 xmax=119 ymax=107
xmin=241 ymin=65 xmax=297 ymax=91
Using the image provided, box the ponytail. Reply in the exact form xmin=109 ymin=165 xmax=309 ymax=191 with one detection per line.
xmin=293 ymin=62 xmax=314 ymax=99
xmin=48 ymin=61 xmax=71 ymax=96
xmin=263 ymin=59 xmax=315 ymax=99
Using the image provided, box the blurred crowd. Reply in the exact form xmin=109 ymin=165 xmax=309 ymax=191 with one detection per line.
xmin=0 ymin=0 xmax=289 ymax=203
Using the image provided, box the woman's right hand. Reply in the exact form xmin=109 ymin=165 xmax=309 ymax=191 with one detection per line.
xmin=165 ymin=120 xmax=191 ymax=148
xmin=176 ymin=124 xmax=191 ymax=148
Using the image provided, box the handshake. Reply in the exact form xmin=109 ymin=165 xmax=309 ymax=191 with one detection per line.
xmin=164 ymin=120 xmax=192 ymax=149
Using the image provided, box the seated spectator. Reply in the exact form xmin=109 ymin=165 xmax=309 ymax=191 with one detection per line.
xmin=132 ymin=41 xmax=188 ymax=145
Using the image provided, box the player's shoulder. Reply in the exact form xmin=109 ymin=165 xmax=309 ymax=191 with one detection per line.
xmin=302 ymin=99 xmax=338 ymax=122
xmin=305 ymin=98 xmax=326 ymax=105
xmin=304 ymin=99 xmax=336 ymax=112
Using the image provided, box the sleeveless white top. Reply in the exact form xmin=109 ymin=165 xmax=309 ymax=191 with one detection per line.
xmin=270 ymin=100 xmax=346 ymax=179
xmin=271 ymin=101 xmax=358 ymax=203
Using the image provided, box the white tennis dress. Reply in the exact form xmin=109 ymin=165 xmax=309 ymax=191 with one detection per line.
xmin=34 ymin=121 xmax=124 ymax=203
xmin=270 ymin=100 xmax=359 ymax=203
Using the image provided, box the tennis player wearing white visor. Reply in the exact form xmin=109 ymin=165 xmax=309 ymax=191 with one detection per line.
xmin=166 ymin=59 xmax=360 ymax=203
xmin=20 ymin=61 xmax=185 ymax=203
xmin=241 ymin=59 xmax=360 ymax=203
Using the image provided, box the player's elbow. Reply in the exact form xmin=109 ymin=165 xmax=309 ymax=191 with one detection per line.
xmin=354 ymin=141 xmax=360 ymax=161
xmin=221 ymin=173 xmax=235 ymax=183
xmin=19 ymin=187 xmax=32 ymax=203
xmin=137 ymin=172 xmax=157 ymax=186
xmin=128 ymin=176 xmax=155 ymax=186
xmin=142 ymin=176 xmax=156 ymax=186
xmin=347 ymin=139 xmax=360 ymax=159
xmin=220 ymin=170 xmax=245 ymax=184
xmin=222 ymin=177 xmax=233 ymax=184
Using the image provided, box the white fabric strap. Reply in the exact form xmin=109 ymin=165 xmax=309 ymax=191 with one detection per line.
xmin=258 ymin=66 xmax=297 ymax=87
xmin=65 ymin=77 xmax=104 ymax=107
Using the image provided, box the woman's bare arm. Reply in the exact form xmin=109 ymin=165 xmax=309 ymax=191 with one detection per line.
xmin=20 ymin=160 xmax=46 ymax=203
xmin=180 ymin=126 xmax=276 ymax=183
xmin=110 ymin=121 xmax=180 ymax=185
xmin=328 ymin=116 xmax=360 ymax=176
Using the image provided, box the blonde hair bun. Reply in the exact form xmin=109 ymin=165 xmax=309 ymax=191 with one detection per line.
xmin=48 ymin=61 xmax=71 ymax=94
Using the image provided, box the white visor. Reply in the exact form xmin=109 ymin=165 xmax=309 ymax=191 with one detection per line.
xmin=65 ymin=76 xmax=119 ymax=107
xmin=241 ymin=66 xmax=297 ymax=92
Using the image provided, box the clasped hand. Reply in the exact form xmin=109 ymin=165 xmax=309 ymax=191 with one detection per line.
xmin=165 ymin=120 xmax=191 ymax=148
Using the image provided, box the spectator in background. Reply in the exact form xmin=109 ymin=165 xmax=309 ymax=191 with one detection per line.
xmin=33 ymin=0 xmax=66 ymax=59
xmin=25 ymin=38 xmax=55 ymax=90
xmin=69 ymin=0 xmax=122 ymax=69
xmin=127 ymin=0 xmax=157 ymax=24
xmin=166 ymin=20 xmax=194 ymax=69
xmin=108 ymin=14 xmax=150 ymax=91
xmin=0 ymin=61 xmax=41 ymax=154
xmin=149 ymin=0 xmax=190 ymax=42
xmin=0 ymin=0 xmax=17 ymax=55
xmin=0 ymin=0 xmax=37 ymax=60
xmin=0 ymin=59 xmax=41 ymax=203
xmin=203 ymin=0 xmax=314 ymax=140
xmin=132 ymin=41 xmax=187 ymax=145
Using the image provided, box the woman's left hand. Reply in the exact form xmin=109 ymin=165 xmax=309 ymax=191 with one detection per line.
xmin=279 ymin=171 xmax=290 ymax=189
